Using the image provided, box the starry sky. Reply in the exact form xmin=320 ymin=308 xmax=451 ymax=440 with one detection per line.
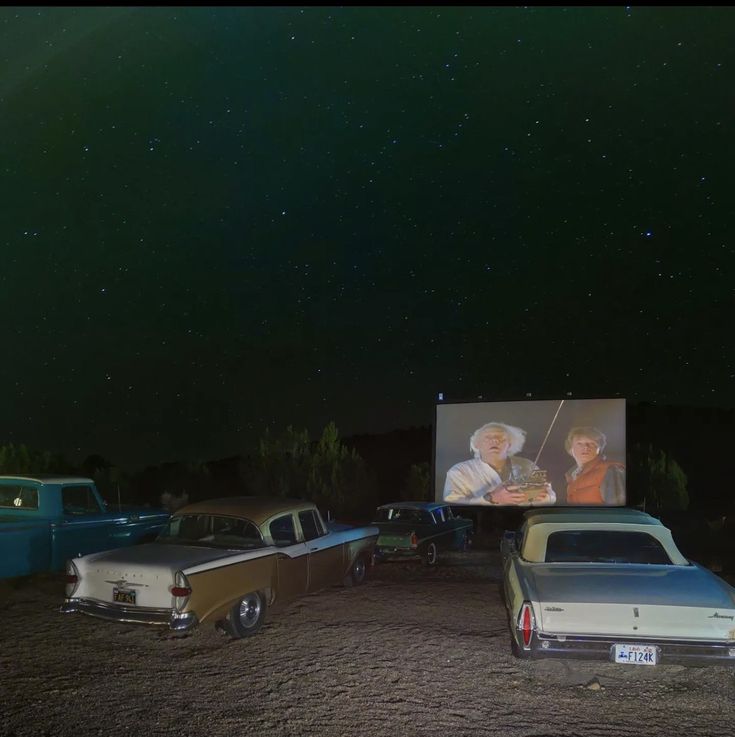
xmin=2 ymin=6 xmax=734 ymax=470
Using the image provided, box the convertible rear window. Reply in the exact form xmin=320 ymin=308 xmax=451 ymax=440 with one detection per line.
xmin=545 ymin=531 xmax=672 ymax=564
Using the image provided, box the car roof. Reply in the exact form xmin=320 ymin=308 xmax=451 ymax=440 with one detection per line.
xmin=175 ymin=496 xmax=317 ymax=526
xmin=523 ymin=507 xmax=662 ymax=528
xmin=519 ymin=507 xmax=687 ymax=564
xmin=0 ymin=475 xmax=94 ymax=485
xmin=377 ymin=501 xmax=448 ymax=511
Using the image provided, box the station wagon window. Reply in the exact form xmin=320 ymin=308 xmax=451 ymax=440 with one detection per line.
xmin=270 ymin=514 xmax=298 ymax=546
xmin=298 ymin=510 xmax=325 ymax=541
xmin=0 ymin=485 xmax=38 ymax=510
xmin=545 ymin=530 xmax=673 ymax=565
xmin=62 ymin=486 xmax=102 ymax=515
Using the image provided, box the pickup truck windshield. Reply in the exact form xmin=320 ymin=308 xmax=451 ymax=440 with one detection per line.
xmin=545 ymin=530 xmax=673 ymax=564
xmin=158 ymin=514 xmax=265 ymax=549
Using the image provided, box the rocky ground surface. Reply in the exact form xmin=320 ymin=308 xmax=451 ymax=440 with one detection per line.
xmin=2 ymin=550 xmax=735 ymax=737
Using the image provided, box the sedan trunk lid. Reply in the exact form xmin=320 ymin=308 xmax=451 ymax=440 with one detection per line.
xmin=529 ymin=563 xmax=735 ymax=641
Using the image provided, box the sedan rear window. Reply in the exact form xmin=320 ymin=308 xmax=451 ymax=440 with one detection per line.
xmin=545 ymin=531 xmax=672 ymax=564
xmin=159 ymin=515 xmax=264 ymax=549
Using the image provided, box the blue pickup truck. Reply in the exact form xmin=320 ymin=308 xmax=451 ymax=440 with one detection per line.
xmin=0 ymin=474 xmax=170 ymax=579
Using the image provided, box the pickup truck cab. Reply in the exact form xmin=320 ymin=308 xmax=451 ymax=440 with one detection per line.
xmin=0 ymin=475 xmax=170 ymax=579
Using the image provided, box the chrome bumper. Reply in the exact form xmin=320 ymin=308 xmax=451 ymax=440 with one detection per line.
xmin=61 ymin=598 xmax=198 ymax=632
xmin=528 ymin=632 xmax=735 ymax=666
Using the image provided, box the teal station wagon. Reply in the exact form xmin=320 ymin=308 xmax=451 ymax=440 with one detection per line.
xmin=372 ymin=501 xmax=473 ymax=566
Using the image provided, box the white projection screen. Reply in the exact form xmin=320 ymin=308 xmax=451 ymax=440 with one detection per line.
xmin=435 ymin=398 xmax=626 ymax=507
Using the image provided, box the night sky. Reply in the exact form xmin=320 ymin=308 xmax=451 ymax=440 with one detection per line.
xmin=2 ymin=6 xmax=734 ymax=470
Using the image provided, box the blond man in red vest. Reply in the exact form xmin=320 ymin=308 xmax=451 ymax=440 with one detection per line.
xmin=564 ymin=426 xmax=625 ymax=505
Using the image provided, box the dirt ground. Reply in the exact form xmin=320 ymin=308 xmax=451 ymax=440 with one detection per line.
xmin=2 ymin=549 xmax=735 ymax=737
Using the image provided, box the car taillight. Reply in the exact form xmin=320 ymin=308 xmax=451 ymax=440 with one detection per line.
xmin=172 ymin=571 xmax=192 ymax=609
xmin=519 ymin=601 xmax=535 ymax=649
xmin=65 ymin=560 xmax=80 ymax=597
xmin=410 ymin=532 xmax=418 ymax=548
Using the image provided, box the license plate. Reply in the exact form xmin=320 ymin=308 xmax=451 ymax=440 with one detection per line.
xmin=113 ymin=588 xmax=136 ymax=605
xmin=613 ymin=643 xmax=657 ymax=665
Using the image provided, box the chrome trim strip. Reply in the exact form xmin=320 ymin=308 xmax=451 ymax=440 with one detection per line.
xmin=532 ymin=632 xmax=735 ymax=665
xmin=61 ymin=598 xmax=198 ymax=631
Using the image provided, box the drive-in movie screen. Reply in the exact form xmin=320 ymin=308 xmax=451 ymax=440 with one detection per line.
xmin=435 ymin=398 xmax=626 ymax=507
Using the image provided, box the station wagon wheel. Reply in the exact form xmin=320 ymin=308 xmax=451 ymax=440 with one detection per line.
xmin=227 ymin=591 xmax=267 ymax=638
xmin=344 ymin=555 xmax=367 ymax=587
xmin=422 ymin=542 xmax=439 ymax=567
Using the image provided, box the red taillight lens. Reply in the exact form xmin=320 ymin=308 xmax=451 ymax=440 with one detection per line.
xmin=171 ymin=586 xmax=191 ymax=597
xmin=520 ymin=602 xmax=534 ymax=649
xmin=64 ymin=574 xmax=78 ymax=585
xmin=410 ymin=532 xmax=418 ymax=548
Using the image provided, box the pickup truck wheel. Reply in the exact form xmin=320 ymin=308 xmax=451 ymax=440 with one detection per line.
xmin=422 ymin=542 xmax=439 ymax=567
xmin=226 ymin=591 xmax=267 ymax=638
xmin=344 ymin=555 xmax=367 ymax=587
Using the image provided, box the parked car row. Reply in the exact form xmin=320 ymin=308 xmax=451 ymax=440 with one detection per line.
xmin=6 ymin=475 xmax=735 ymax=667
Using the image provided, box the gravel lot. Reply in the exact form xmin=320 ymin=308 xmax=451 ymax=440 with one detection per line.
xmin=2 ymin=549 xmax=735 ymax=737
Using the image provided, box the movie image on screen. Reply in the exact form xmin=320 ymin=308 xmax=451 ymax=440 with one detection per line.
xmin=435 ymin=398 xmax=626 ymax=507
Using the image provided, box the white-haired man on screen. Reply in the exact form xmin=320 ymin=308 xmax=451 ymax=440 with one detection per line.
xmin=443 ymin=422 xmax=556 ymax=505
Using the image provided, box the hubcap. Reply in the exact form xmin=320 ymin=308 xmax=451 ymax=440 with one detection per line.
xmin=428 ymin=544 xmax=437 ymax=564
xmin=238 ymin=594 xmax=261 ymax=628
xmin=353 ymin=557 xmax=366 ymax=582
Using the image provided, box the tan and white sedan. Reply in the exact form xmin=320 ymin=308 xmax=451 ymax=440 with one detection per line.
xmin=62 ymin=497 xmax=378 ymax=637
xmin=501 ymin=507 xmax=735 ymax=666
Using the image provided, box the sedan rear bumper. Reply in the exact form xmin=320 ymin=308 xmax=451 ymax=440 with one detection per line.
xmin=527 ymin=632 xmax=735 ymax=666
xmin=61 ymin=598 xmax=198 ymax=632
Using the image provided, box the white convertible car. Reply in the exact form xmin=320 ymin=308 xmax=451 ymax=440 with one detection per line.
xmin=501 ymin=507 xmax=735 ymax=666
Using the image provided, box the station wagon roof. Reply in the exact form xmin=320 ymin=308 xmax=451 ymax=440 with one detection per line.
xmin=377 ymin=501 xmax=448 ymax=511
xmin=0 ymin=475 xmax=94 ymax=485
xmin=175 ymin=496 xmax=317 ymax=525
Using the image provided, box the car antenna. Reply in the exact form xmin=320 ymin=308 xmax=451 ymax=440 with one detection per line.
xmin=533 ymin=399 xmax=565 ymax=466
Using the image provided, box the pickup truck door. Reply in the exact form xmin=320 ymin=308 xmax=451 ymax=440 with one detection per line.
xmin=51 ymin=484 xmax=128 ymax=567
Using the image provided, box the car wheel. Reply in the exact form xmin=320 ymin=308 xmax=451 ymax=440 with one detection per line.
xmin=226 ymin=591 xmax=267 ymax=638
xmin=422 ymin=542 xmax=439 ymax=567
xmin=344 ymin=555 xmax=368 ymax=586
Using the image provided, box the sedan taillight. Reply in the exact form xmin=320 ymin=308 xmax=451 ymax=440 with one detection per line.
xmin=410 ymin=532 xmax=418 ymax=548
xmin=65 ymin=560 xmax=80 ymax=597
xmin=519 ymin=601 xmax=535 ymax=649
xmin=172 ymin=571 xmax=192 ymax=610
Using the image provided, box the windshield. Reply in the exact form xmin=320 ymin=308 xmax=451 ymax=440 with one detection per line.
xmin=157 ymin=514 xmax=265 ymax=549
